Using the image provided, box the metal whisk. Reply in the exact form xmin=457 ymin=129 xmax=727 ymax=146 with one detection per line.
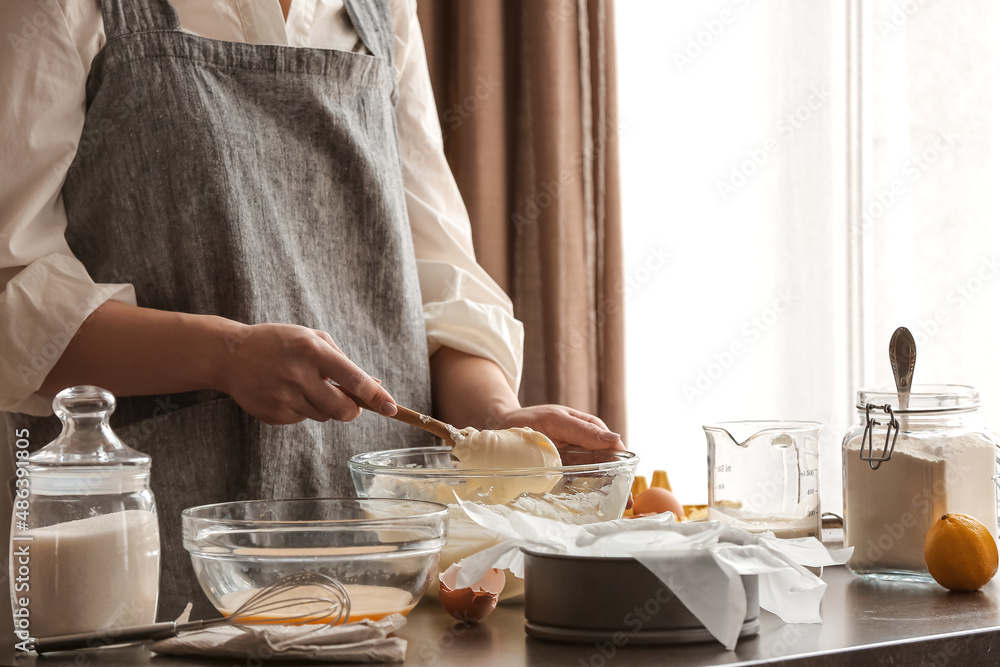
xmin=33 ymin=572 xmax=351 ymax=654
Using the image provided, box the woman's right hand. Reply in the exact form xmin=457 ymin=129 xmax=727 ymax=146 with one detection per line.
xmin=214 ymin=322 xmax=397 ymax=426
xmin=40 ymin=301 xmax=392 ymax=425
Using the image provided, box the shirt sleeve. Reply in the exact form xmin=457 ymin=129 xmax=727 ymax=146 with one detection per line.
xmin=389 ymin=0 xmax=525 ymax=393
xmin=0 ymin=3 xmax=135 ymax=416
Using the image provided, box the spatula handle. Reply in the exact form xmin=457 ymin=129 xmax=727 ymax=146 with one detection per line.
xmin=334 ymin=385 xmax=456 ymax=445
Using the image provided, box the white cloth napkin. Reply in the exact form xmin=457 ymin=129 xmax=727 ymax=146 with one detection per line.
xmin=150 ymin=614 xmax=407 ymax=663
xmin=452 ymin=499 xmax=852 ymax=651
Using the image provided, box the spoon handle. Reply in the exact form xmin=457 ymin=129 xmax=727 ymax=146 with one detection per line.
xmin=889 ymin=326 xmax=916 ymax=410
xmin=334 ymin=385 xmax=456 ymax=445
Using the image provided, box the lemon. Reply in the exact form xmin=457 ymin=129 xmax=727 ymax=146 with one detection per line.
xmin=924 ymin=513 xmax=999 ymax=592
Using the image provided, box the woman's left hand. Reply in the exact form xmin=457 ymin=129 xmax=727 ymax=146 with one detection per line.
xmin=491 ymin=404 xmax=624 ymax=452
xmin=430 ymin=347 xmax=624 ymax=452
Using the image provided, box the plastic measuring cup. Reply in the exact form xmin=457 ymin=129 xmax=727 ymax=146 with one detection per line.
xmin=704 ymin=420 xmax=822 ymax=538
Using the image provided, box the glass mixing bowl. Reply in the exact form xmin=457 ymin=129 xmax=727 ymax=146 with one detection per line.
xmin=182 ymin=498 xmax=447 ymax=623
xmin=349 ymin=446 xmax=638 ymax=601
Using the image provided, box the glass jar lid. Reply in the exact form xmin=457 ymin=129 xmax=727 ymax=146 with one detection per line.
xmin=856 ymin=384 xmax=979 ymax=414
xmin=29 ymin=385 xmax=150 ymax=467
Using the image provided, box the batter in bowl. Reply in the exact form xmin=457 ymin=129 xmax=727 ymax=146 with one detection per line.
xmin=448 ymin=426 xmax=563 ymax=500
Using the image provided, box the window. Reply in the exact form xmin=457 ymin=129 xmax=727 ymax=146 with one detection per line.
xmin=617 ymin=0 xmax=1000 ymax=514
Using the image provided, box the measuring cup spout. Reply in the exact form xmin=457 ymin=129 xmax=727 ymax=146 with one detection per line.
xmin=703 ymin=425 xmax=741 ymax=447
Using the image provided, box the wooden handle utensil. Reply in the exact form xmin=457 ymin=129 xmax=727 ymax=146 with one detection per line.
xmin=333 ymin=384 xmax=457 ymax=445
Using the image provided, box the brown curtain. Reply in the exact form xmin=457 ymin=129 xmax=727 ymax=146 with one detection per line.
xmin=417 ymin=0 xmax=627 ymax=439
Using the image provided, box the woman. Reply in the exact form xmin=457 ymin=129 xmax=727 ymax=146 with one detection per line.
xmin=0 ymin=0 xmax=622 ymax=619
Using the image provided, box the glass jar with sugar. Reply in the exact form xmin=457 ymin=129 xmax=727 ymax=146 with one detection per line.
xmin=842 ymin=384 xmax=998 ymax=582
xmin=9 ymin=386 xmax=160 ymax=640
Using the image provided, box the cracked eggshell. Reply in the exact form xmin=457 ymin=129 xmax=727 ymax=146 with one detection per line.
xmin=438 ymin=563 xmax=506 ymax=622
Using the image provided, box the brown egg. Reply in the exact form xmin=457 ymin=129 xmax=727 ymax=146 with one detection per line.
xmin=633 ymin=487 xmax=686 ymax=520
xmin=438 ymin=563 xmax=506 ymax=622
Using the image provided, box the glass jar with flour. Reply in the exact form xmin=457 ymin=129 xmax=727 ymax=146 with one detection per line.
xmin=9 ymin=386 xmax=160 ymax=640
xmin=842 ymin=385 xmax=998 ymax=582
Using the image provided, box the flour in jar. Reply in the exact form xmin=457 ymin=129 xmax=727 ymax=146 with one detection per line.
xmin=844 ymin=432 xmax=997 ymax=573
xmin=19 ymin=509 xmax=160 ymax=637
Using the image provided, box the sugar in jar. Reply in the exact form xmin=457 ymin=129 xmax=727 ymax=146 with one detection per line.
xmin=9 ymin=386 xmax=160 ymax=638
xmin=842 ymin=385 xmax=998 ymax=581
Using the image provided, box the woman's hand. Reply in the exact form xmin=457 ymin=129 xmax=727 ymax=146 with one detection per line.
xmin=490 ymin=404 xmax=624 ymax=452
xmin=41 ymin=302 xmax=393 ymax=425
xmin=429 ymin=347 xmax=623 ymax=452
xmin=215 ymin=323 xmax=397 ymax=425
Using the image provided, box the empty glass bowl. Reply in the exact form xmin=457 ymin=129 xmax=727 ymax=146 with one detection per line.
xmin=182 ymin=498 xmax=447 ymax=623
xmin=349 ymin=446 xmax=638 ymax=600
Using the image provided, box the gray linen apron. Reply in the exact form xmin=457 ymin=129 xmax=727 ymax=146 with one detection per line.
xmin=11 ymin=0 xmax=434 ymax=620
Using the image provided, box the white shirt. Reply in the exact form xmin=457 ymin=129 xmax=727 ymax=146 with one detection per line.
xmin=0 ymin=0 xmax=523 ymax=415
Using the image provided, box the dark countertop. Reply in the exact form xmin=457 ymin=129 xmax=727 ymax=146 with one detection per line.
xmin=4 ymin=564 xmax=1000 ymax=667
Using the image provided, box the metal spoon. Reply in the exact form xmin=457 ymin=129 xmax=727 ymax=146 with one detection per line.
xmin=888 ymin=327 xmax=916 ymax=410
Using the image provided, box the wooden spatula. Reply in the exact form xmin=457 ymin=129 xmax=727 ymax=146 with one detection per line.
xmin=333 ymin=384 xmax=457 ymax=445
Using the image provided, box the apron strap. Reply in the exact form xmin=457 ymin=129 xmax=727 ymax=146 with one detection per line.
xmin=100 ymin=0 xmax=181 ymax=42
xmin=343 ymin=0 xmax=399 ymax=105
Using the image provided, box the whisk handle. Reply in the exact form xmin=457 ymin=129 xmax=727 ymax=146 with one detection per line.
xmin=33 ymin=621 xmax=180 ymax=654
